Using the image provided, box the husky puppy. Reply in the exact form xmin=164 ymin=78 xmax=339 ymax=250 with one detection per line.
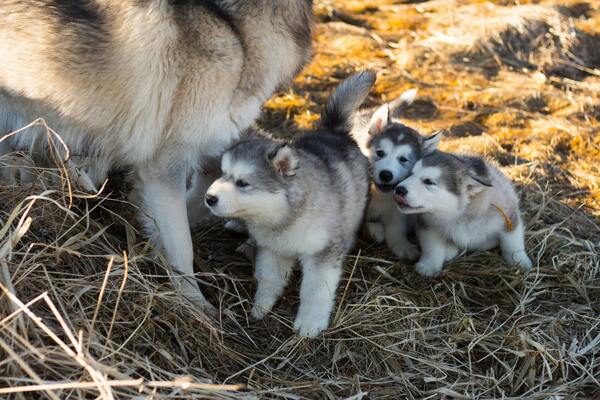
xmin=352 ymin=90 xmax=441 ymax=260
xmin=0 ymin=1 xmax=313 ymax=309
xmin=204 ymin=72 xmax=373 ymax=337
xmin=394 ymin=151 xmax=533 ymax=277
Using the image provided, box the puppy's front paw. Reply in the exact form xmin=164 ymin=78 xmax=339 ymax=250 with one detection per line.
xmin=293 ymin=311 xmax=329 ymax=338
xmin=367 ymin=222 xmax=385 ymax=243
xmin=225 ymin=219 xmax=247 ymax=233
xmin=391 ymin=242 xmax=420 ymax=261
xmin=415 ymin=260 xmax=443 ymax=278
xmin=250 ymin=302 xmax=271 ymax=320
xmin=235 ymin=239 xmax=255 ymax=260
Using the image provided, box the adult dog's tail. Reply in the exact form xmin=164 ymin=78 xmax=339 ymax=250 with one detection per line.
xmin=320 ymin=71 xmax=376 ymax=136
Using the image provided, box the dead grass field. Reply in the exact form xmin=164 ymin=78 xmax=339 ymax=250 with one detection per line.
xmin=1 ymin=0 xmax=599 ymax=399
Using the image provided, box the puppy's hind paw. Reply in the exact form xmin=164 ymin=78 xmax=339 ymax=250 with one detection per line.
xmin=415 ymin=260 xmax=443 ymax=278
xmin=391 ymin=242 xmax=420 ymax=262
xmin=507 ymin=251 xmax=533 ymax=272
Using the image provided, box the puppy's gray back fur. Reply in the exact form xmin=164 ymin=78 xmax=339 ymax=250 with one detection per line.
xmin=287 ymin=72 xmax=373 ymax=256
xmin=238 ymin=72 xmax=374 ymax=258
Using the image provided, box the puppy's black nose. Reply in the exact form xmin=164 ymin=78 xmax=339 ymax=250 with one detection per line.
xmin=205 ymin=194 xmax=218 ymax=207
xmin=379 ymin=170 xmax=393 ymax=183
xmin=395 ymin=186 xmax=408 ymax=196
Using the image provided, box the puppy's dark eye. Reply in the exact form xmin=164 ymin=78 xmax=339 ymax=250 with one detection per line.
xmin=235 ymin=179 xmax=250 ymax=188
xmin=376 ymin=150 xmax=386 ymax=158
xmin=423 ymin=178 xmax=435 ymax=186
xmin=398 ymin=156 xmax=408 ymax=163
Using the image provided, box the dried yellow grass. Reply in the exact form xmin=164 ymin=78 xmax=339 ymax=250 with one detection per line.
xmin=2 ymin=1 xmax=600 ymax=399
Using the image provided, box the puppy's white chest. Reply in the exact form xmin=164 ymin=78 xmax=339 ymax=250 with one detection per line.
xmin=442 ymin=219 xmax=499 ymax=249
xmin=252 ymin=220 xmax=330 ymax=257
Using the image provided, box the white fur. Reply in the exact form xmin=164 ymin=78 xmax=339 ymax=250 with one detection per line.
xmin=136 ymin=167 xmax=213 ymax=310
xmin=398 ymin=159 xmax=533 ymax=276
xmin=205 ymin=72 xmax=373 ymax=336
xmin=250 ymin=216 xmax=330 ymax=257
xmin=251 ymin=248 xmax=294 ymax=319
xmin=367 ymin=88 xmax=417 ymax=136
xmin=0 ymin=1 xmax=311 ymax=309
xmin=206 ymin=174 xmax=291 ymax=228
xmin=224 ymin=219 xmax=247 ymax=234
xmin=361 ymin=136 xmax=440 ymax=261
xmin=371 ymin=140 xmax=415 ymax=186
xmin=294 ymin=255 xmax=342 ymax=337
xmin=352 ymin=89 xmax=441 ymax=262
xmin=368 ymin=104 xmax=391 ymax=136
xmin=500 ymin=220 xmax=532 ymax=268
xmin=414 ymin=227 xmax=460 ymax=277
xmin=207 ymin=175 xmax=344 ymax=337
xmin=367 ymin=189 xmax=419 ymax=260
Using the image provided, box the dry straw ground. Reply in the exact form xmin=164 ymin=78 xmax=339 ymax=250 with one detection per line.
xmin=1 ymin=0 xmax=599 ymax=399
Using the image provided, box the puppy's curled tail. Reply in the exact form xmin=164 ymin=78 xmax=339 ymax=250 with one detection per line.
xmin=320 ymin=71 xmax=376 ymax=136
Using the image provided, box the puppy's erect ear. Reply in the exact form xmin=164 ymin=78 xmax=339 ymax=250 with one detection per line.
xmin=368 ymin=104 xmax=390 ymax=136
xmin=423 ymin=131 xmax=442 ymax=155
xmin=269 ymin=144 xmax=299 ymax=177
xmin=369 ymin=88 xmax=417 ymax=136
xmin=387 ymin=88 xmax=418 ymax=114
xmin=462 ymin=157 xmax=493 ymax=194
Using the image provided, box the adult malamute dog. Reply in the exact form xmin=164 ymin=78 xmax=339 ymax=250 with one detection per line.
xmin=352 ymin=90 xmax=441 ymax=260
xmin=204 ymin=72 xmax=373 ymax=337
xmin=394 ymin=151 xmax=533 ymax=277
xmin=0 ymin=0 xmax=313 ymax=309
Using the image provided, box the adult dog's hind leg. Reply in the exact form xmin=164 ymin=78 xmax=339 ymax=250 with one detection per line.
xmin=137 ymin=164 xmax=214 ymax=313
xmin=0 ymin=139 xmax=17 ymax=184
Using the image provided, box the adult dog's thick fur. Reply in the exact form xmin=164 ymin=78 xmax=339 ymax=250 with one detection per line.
xmin=0 ymin=0 xmax=313 ymax=309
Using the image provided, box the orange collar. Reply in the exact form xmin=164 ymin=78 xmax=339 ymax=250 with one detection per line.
xmin=492 ymin=204 xmax=513 ymax=232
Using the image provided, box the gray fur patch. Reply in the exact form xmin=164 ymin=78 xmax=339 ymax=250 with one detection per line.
xmin=367 ymin=123 xmax=423 ymax=156
xmin=421 ymin=151 xmax=466 ymax=195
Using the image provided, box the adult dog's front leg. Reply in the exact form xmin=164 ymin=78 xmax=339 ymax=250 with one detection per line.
xmin=136 ymin=165 xmax=214 ymax=312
